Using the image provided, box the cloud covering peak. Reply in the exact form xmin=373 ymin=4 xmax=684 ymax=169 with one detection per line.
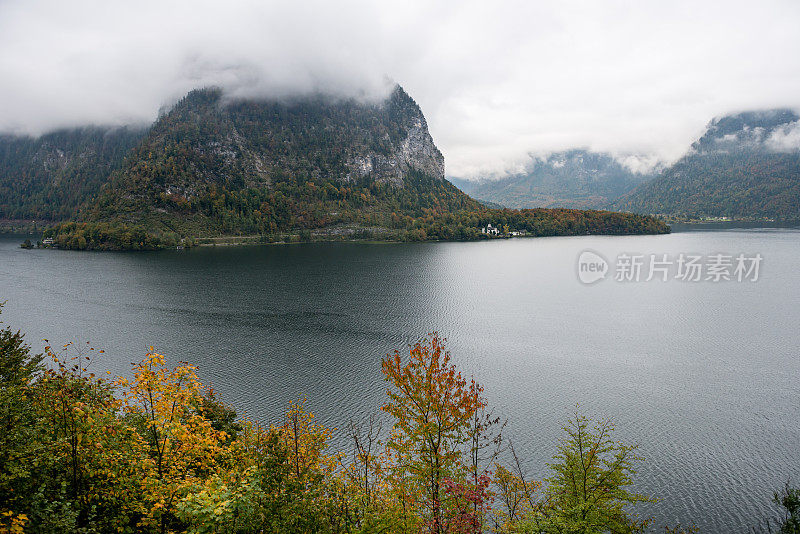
xmin=1 ymin=0 xmax=799 ymax=177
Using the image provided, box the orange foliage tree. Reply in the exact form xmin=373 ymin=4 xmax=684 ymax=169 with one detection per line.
xmin=381 ymin=333 xmax=486 ymax=533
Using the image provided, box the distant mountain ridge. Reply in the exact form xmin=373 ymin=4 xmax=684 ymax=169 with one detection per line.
xmin=616 ymin=108 xmax=800 ymax=219
xmin=450 ymin=150 xmax=654 ymax=209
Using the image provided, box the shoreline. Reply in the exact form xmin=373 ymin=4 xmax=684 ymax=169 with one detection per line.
xmin=10 ymin=229 xmax=672 ymax=252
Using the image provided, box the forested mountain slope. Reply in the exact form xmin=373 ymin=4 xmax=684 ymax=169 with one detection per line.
xmin=0 ymin=126 xmax=145 ymax=221
xmin=452 ymin=150 xmax=653 ymax=209
xmin=616 ymin=109 xmax=800 ymax=218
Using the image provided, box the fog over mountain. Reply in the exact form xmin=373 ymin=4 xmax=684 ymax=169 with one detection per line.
xmin=450 ymin=150 xmax=654 ymax=209
xmin=1 ymin=0 xmax=800 ymax=177
xmin=615 ymin=108 xmax=800 ymax=218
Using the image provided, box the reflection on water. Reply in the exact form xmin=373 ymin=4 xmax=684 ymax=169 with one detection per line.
xmin=1 ymin=230 xmax=799 ymax=531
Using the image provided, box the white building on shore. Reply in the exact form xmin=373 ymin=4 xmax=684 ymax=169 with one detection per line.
xmin=481 ymin=223 xmax=499 ymax=235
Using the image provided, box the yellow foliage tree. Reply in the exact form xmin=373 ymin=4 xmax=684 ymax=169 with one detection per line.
xmin=177 ymin=399 xmax=343 ymax=533
xmin=491 ymin=463 xmax=541 ymax=531
xmin=121 ymin=350 xmax=226 ymax=534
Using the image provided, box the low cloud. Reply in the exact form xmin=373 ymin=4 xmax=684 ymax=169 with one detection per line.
xmin=614 ymin=154 xmax=665 ymax=175
xmin=1 ymin=0 xmax=799 ymax=177
xmin=766 ymin=122 xmax=800 ymax=152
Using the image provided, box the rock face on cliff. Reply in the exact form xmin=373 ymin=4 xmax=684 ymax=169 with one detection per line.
xmin=346 ymin=91 xmax=444 ymax=185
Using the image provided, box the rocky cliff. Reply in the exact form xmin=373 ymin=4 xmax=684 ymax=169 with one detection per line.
xmin=347 ymin=91 xmax=444 ymax=185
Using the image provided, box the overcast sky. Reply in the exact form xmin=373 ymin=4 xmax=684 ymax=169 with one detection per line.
xmin=1 ymin=0 xmax=799 ymax=177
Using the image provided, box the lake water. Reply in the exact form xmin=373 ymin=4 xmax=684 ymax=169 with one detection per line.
xmin=1 ymin=229 xmax=798 ymax=532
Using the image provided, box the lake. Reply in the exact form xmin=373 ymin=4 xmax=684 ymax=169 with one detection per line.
xmin=1 ymin=228 xmax=798 ymax=531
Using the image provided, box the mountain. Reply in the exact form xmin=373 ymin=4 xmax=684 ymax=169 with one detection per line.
xmin=0 ymin=126 xmax=146 ymax=221
xmin=73 ymin=86 xmax=486 ymax=239
xmin=616 ymin=109 xmax=800 ymax=219
xmin=0 ymin=85 xmax=667 ymax=248
xmin=449 ymin=150 xmax=654 ymax=209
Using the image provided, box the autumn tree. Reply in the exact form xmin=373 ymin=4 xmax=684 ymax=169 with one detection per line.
xmin=491 ymin=444 xmax=542 ymax=532
xmin=11 ymin=341 xmax=144 ymax=532
xmin=343 ymin=414 xmax=385 ymax=511
xmin=382 ymin=333 xmax=484 ymax=533
xmin=465 ymin=379 xmax=506 ymax=532
xmin=530 ymin=410 xmax=653 ymax=534
xmin=341 ymin=414 xmax=392 ymax=528
xmin=337 ymin=414 xmax=414 ymax=533
xmin=176 ymin=398 xmax=345 ymax=533
xmin=121 ymin=350 xmax=227 ymax=533
xmin=195 ymin=388 xmax=242 ymax=443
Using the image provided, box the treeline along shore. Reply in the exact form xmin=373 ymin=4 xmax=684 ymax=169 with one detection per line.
xmin=36 ymin=208 xmax=668 ymax=251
